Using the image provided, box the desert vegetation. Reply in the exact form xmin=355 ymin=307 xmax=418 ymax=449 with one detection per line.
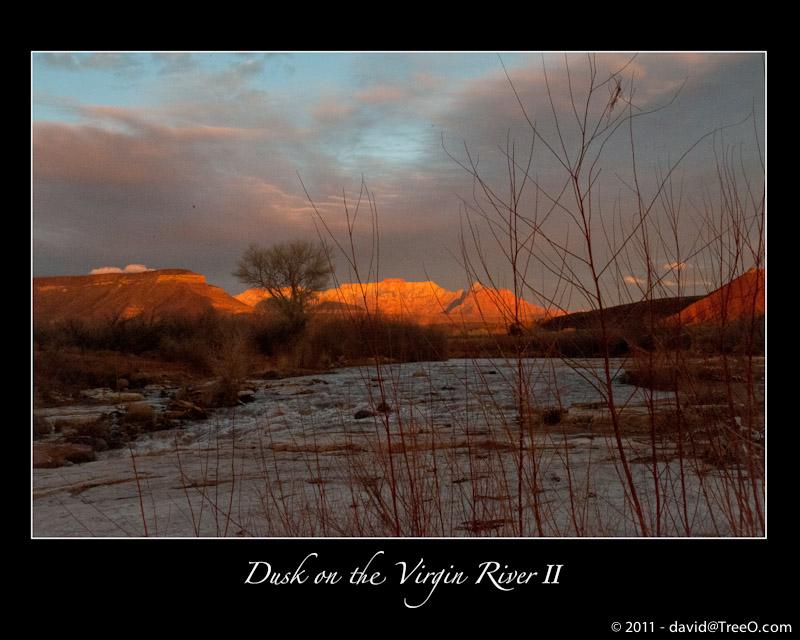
xmin=32 ymin=307 xmax=451 ymax=404
xmin=31 ymin=290 xmax=764 ymax=537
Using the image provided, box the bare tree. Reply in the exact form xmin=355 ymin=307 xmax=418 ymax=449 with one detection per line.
xmin=233 ymin=240 xmax=332 ymax=329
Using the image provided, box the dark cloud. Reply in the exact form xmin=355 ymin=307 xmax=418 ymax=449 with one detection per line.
xmin=32 ymin=52 xmax=764 ymax=306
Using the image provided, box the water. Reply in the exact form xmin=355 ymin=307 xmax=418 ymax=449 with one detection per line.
xmin=34 ymin=356 xmax=765 ymax=537
xmin=126 ymin=357 xmax=662 ymax=454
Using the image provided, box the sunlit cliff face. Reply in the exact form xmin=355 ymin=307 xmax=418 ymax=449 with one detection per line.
xmin=666 ymin=269 xmax=765 ymax=326
xmin=32 ymin=269 xmax=254 ymax=324
xmin=237 ymin=278 xmax=564 ymax=324
xmin=33 ymin=269 xmax=563 ymax=328
xmin=34 ymin=267 xmax=762 ymax=329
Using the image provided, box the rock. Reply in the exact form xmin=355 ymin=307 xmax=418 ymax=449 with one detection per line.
xmin=167 ymin=400 xmax=207 ymax=420
xmin=33 ymin=416 xmax=52 ymax=439
xmin=354 ymin=409 xmax=375 ymax=420
xmin=33 ymin=269 xmax=255 ymax=325
xmin=122 ymin=402 xmax=157 ymax=433
xmin=33 ymin=442 xmax=96 ymax=468
xmin=79 ymin=388 xmax=145 ymax=404
xmin=125 ymin=402 xmax=155 ymax=421
xmin=237 ymin=278 xmax=563 ymax=326
xmin=376 ymin=401 xmax=392 ymax=414
xmin=57 ymin=415 xmax=111 ymax=440
xmin=666 ymin=269 xmax=765 ymax=326
xmin=540 ymin=407 xmax=563 ymax=425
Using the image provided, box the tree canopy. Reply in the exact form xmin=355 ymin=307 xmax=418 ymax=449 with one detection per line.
xmin=233 ymin=240 xmax=332 ymax=328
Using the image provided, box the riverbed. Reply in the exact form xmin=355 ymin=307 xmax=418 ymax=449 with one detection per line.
xmin=32 ymin=357 xmax=765 ymax=537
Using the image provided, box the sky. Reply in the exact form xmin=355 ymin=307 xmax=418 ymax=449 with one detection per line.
xmin=31 ymin=51 xmax=765 ymax=311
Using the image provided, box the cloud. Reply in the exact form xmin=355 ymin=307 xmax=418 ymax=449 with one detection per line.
xmin=32 ymin=52 xmax=765 ymax=303
xmin=312 ymin=98 xmax=354 ymax=124
xmin=624 ymin=276 xmax=645 ymax=285
xmin=90 ymin=264 xmax=152 ymax=274
xmin=153 ymin=52 xmax=198 ymax=75
xmin=664 ymin=261 xmax=688 ymax=271
xmin=355 ymin=85 xmax=409 ymax=104
xmin=34 ymin=52 xmax=146 ymax=76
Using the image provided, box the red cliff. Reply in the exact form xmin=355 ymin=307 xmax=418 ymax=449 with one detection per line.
xmin=666 ymin=269 xmax=765 ymax=326
xmin=33 ymin=269 xmax=254 ymax=324
xmin=236 ymin=278 xmax=562 ymax=327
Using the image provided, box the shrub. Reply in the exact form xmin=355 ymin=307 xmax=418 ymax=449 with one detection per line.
xmin=250 ymin=314 xmax=302 ymax=357
xmin=207 ymin=328 xmax=254 ymax=406
xmin=288 ymin=314 xmax=450 ymax=369
xmin=685 ymin=315 xmax=765 ymax=356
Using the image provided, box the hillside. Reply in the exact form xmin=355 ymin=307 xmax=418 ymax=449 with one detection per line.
xmin=33 ymin=269 xmax=254 ymax=325
xmin=33 ymin=268 xmax=763 ymax=333
xmin=666 ymin=269 xmax=765 ymax=326
xmin=540 ymin=296 xmax=705 ymax=334
xmin=540 ymin=269 xmax=765 ymax=335
xmin=32 ymin=270 xmax=562 ymax=330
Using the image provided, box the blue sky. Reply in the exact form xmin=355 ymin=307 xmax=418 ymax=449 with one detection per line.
xmin=31 ymin=51 xmax=765 ymax=310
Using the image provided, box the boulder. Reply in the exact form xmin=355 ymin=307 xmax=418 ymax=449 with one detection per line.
xmin=54 ymin=415 xmax=110 ymax=440
xmin=33 ymin=442 xmax=96 ymax=468
xmin=125 ymin=402 xmax=155 ymax=420
xmin=33 ymin=416 xmax=52 ymax=439
xmin=121 ymin=402 xmax=157 ymax=434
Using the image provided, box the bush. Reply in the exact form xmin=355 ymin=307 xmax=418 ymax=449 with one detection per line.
xmin=289 ymin=314 xmax=450 ymax=369
xmin=685 ymin=315 xmax=765 ymax=356
xmin=250 ymin=314 xmax=303 ymax=357
xmin=207 ymin=328 xmax=254 ymax=406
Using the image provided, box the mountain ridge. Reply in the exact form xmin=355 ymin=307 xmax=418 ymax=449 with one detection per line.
xmin=236 ymin=277 xmax=563 ymax=325
xmin=32 ymin=269 xmax=563 ymax=328
xmin=665 ymin=268 xmax=765 ymax=326
xmin=32 ymin=268 xmax=764 ymax=330
xmin=33 ymin=269 xmax=254 ymax=324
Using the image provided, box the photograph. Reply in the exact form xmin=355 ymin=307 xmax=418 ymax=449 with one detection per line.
xmin=31 ymin=50 xmax=774 ymax=624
